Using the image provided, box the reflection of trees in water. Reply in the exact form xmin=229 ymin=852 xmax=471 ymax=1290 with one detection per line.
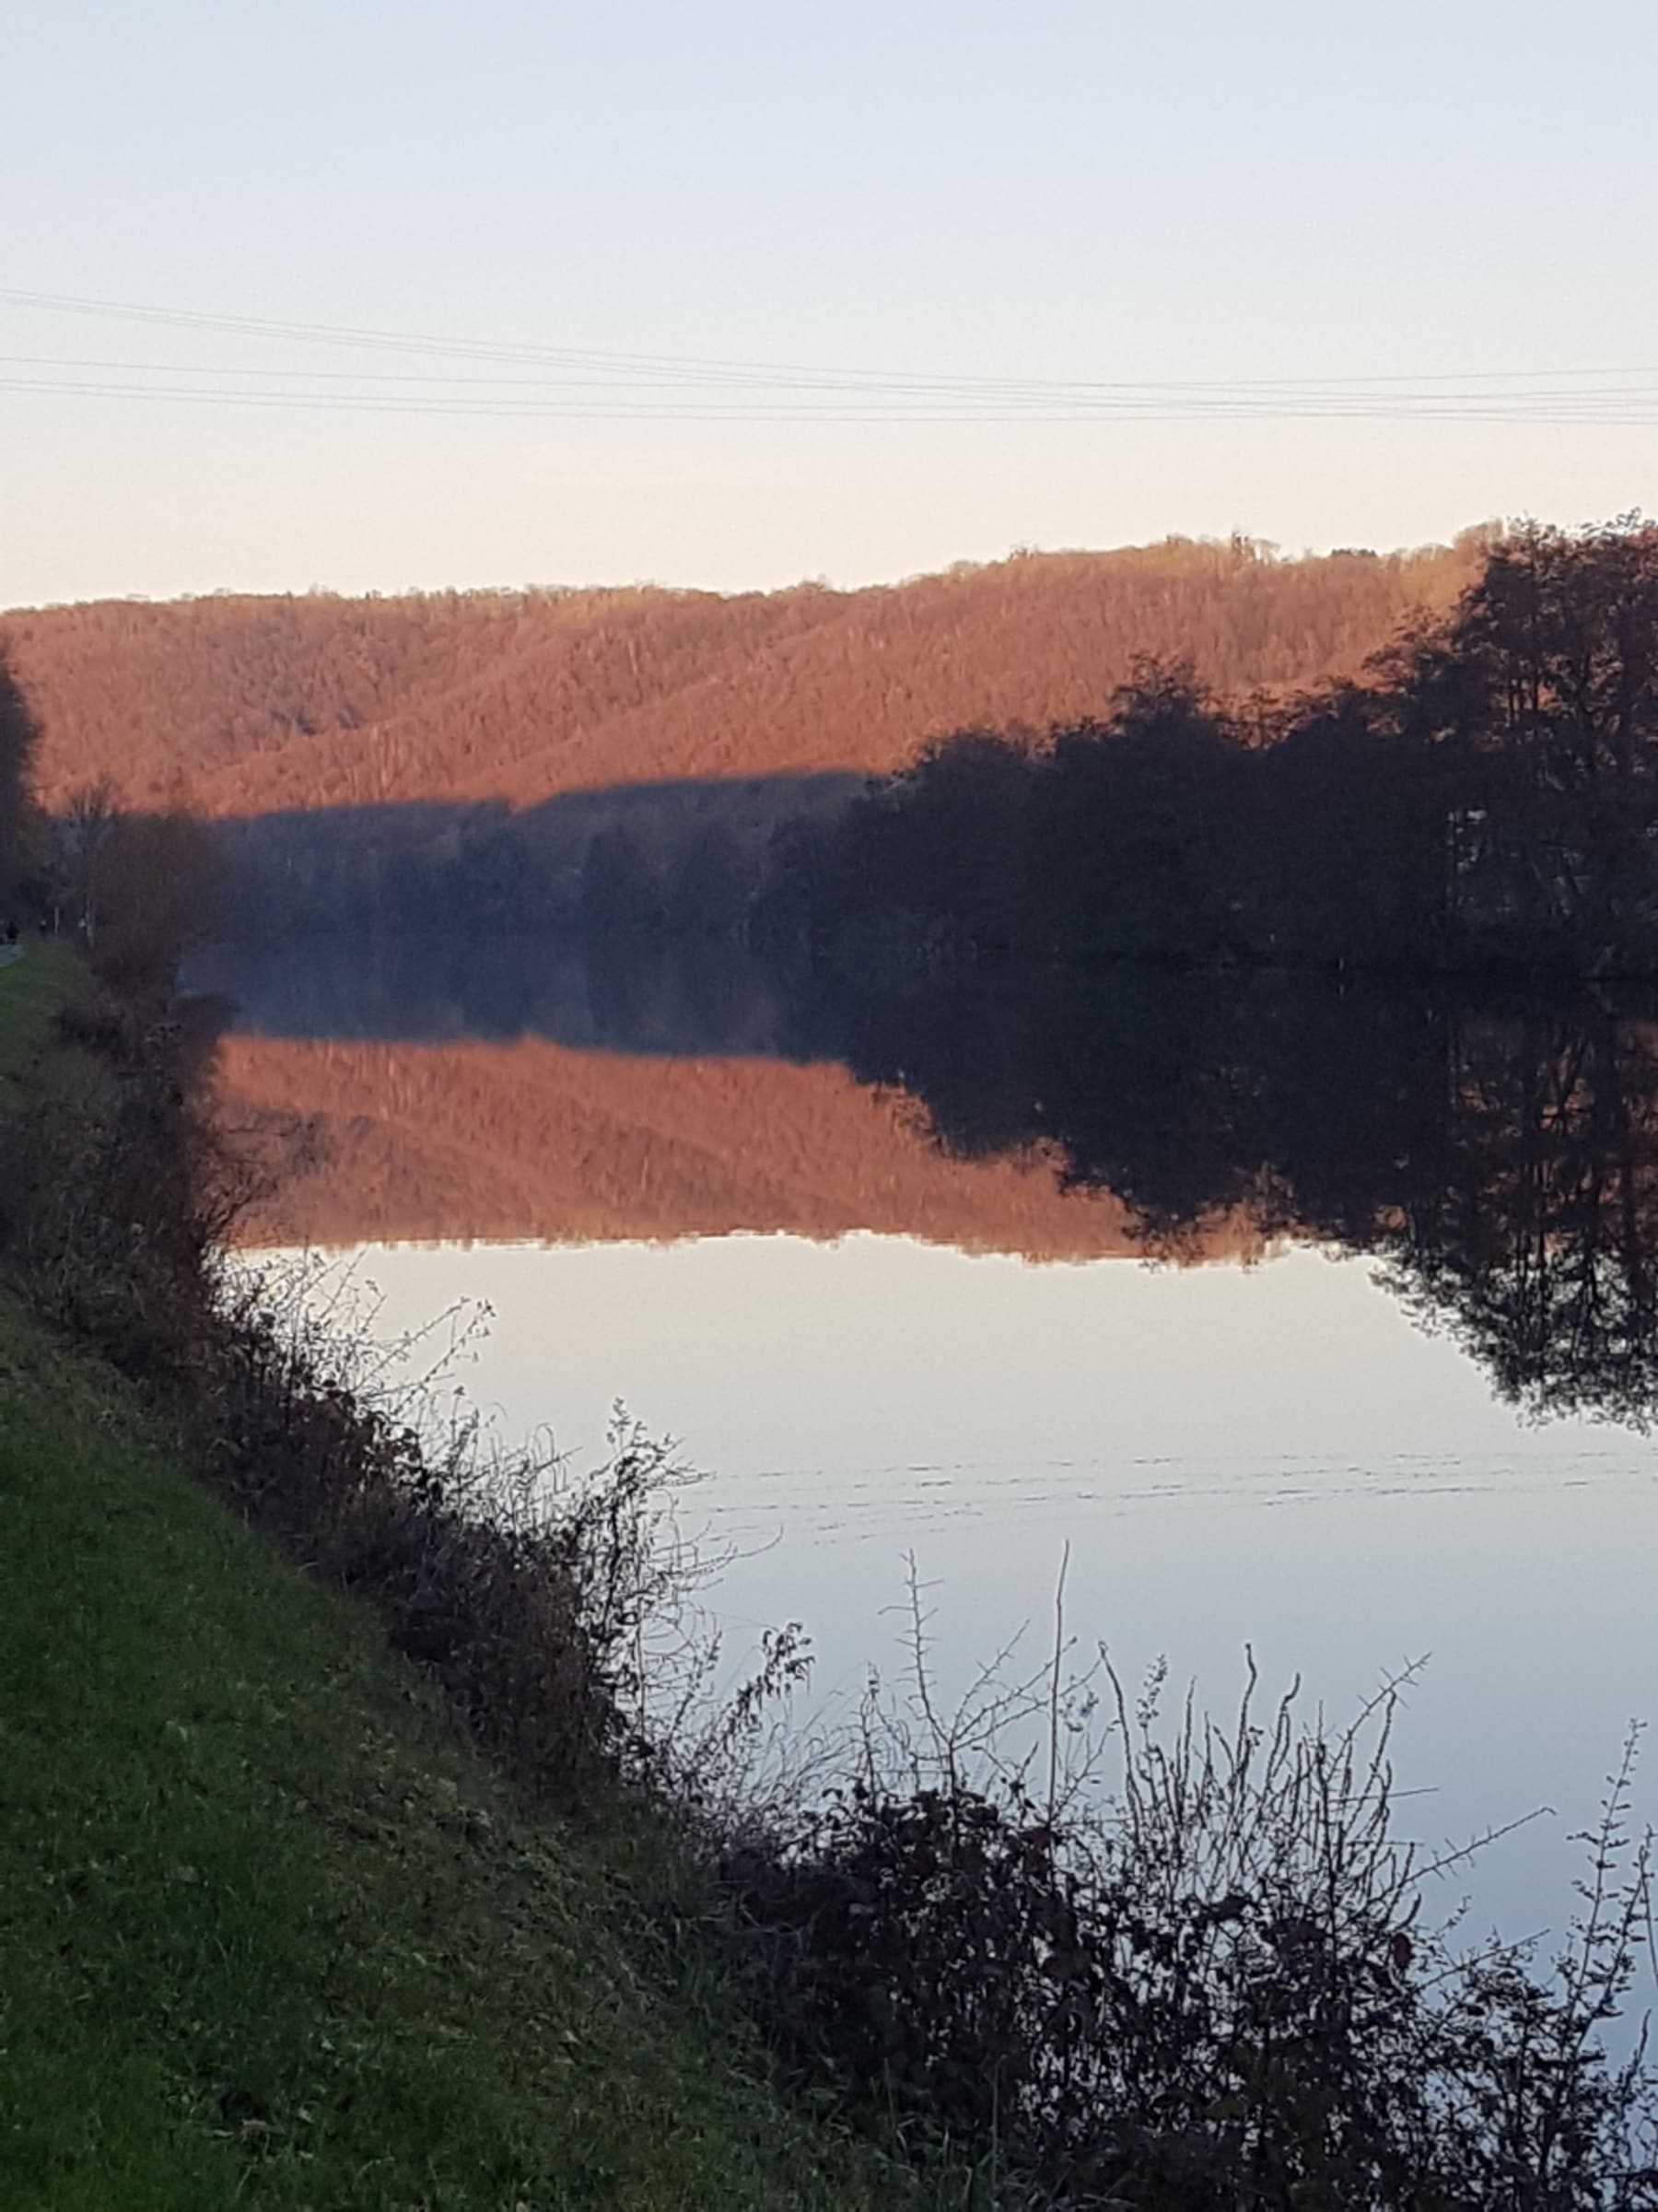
xmin=1380 ymin=1012 xmax=1658 ymax=1423
xmin=190 ymin=929 xmax=799 ymax=1059
xmin=793 ymin=965 xmax=1658 ymax=1426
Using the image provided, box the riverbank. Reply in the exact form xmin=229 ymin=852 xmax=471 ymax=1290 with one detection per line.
xmin=9 ymin=943 xmax=1658 ymax=2208
xmin=0 ymin=953 xmax=897 ymax=2210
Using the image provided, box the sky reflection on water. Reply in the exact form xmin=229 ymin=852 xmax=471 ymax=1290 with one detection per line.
xmin=270 ymin=1229 xmax=1658 ymax=1950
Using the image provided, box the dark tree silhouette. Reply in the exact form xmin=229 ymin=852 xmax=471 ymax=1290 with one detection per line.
xmin=0 ymin=652 xmax=43 ymax=918
xmin=1393 ymin=518 xmax=1658 ymax=968
xmin=776 ymin=520 xmax=1658 ymax=982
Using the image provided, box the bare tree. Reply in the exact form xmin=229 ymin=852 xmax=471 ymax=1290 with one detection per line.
xmin=59 ymin=776 xmax=121 ymax=944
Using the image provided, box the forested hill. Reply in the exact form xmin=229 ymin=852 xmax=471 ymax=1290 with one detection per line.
xmin=5 ymin=537 xmax=1480 ymax=816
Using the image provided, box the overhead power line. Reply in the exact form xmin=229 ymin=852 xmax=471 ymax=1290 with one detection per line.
xmin=8 ymin=369 xmax=1658 ymax=425
xmin=1 ymin=285 xmax=1657 ymax=425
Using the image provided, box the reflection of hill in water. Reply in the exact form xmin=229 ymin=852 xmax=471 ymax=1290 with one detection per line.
xmin=201 ymin=931 xmax=1658 ymax=1426
xmin=204 ymin=933 xmax=1271 ymax=1260
xmin=217 ymin=1033 xmax=1268 ymax=1263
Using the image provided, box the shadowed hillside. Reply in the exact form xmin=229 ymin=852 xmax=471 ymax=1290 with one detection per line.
xmin=6 ymin=537 xmax=1480 ymax=816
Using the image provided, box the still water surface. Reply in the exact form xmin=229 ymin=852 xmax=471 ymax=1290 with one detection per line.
xmin=198 ymin=934 xmax=1658 ymax=1944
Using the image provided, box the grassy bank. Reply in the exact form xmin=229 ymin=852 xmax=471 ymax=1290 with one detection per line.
xmin=0 ymin=952 xmax=898 ymax=2207
xmin=0 ymin=1298 xmax=896 ymax=2210
xmin=0 ymin=940 xmax=80 ymax=1103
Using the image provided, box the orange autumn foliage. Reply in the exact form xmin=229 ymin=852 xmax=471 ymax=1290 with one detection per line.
xmin=6 ymin=537 xmax=1480 ymax=818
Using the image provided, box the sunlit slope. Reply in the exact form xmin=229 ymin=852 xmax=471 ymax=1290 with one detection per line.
xmin=8 ymin=538 xmax=1478 ymax=815
xmin=216 ymin=1033 xmax=1267 ymax=1260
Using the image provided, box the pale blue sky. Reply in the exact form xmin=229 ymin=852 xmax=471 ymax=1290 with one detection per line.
xmin=6 ymin=0 xmax=1658 ymax=603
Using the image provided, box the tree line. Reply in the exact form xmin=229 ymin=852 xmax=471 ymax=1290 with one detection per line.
xmin=768 ymin=520 xmax=1658 ymax=979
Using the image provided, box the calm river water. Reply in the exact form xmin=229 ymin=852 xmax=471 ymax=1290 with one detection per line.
xmin=193 ymin=933 xmax=1658 ymax=1947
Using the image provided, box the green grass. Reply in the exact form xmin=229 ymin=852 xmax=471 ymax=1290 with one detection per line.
xmin=0 ymin=1302 xmax=895 ymax=2210
xmin=0 ymin=939 xmax=80 ymax=1108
